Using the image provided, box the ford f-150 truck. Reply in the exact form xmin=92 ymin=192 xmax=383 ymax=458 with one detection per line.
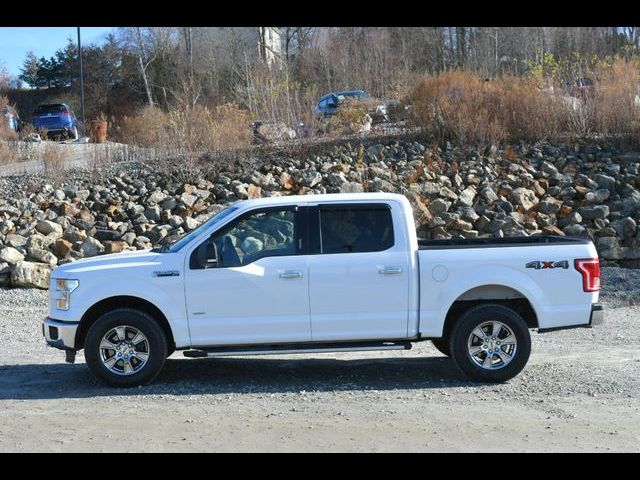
xmin=42 ymin=193 xmax=604 ymax=387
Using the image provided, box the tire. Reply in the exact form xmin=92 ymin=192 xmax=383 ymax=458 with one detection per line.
xmin=431 ymin=338 xmax=450 ymax=357
xmin=449 ymin=304 xmax=531 ymax=383
xmin=84 ymin=308 xmax=168 ymax=387
xmin=69 ymin=126 xmax=78 ymax=141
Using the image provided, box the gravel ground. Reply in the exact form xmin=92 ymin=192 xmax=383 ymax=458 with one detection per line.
xmin=0 ymin=266 xmax=639 ymax=452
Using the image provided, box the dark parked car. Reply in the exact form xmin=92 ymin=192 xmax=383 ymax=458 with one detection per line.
xmin=315 ymin=90 xmax=369 ymax=117
xmin=315 ymin=90 xmax=391 ymax=123
xmin=32 ymin=103 xmax=79 ymax=140
xmin=2 ymin=105 xmax=20 ymax=133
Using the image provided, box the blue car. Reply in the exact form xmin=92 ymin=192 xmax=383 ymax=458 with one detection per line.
xmin=32 ymin=103 xmax=79 ymax=140
xmin=315 ymin=90 xmax=369 ymax=117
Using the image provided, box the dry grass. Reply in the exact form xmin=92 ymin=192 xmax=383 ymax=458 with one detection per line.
xmin=410 ymin=60 xmax=640 ymax=146
xmin=112 ymin=103 xmax=253 ymax=157
xmin=0 ymin=141 xmax=19 ymax=165
xmin=41 ymin=143 xmax=70 ymax=178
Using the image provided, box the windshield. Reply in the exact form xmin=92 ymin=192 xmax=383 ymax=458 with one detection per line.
xmin=162 ymin=205 xmax=240 ymax=253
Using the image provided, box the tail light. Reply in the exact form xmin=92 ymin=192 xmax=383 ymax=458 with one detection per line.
xmin=575 ymin=258 xmax=601 ymax=292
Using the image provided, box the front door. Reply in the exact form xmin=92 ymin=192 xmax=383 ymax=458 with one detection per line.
xmin=184 ymin=206 xmax=311 ymax=346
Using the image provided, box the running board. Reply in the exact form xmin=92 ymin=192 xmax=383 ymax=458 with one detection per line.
xmin=183 ymin=341 xmax=412 ymax=358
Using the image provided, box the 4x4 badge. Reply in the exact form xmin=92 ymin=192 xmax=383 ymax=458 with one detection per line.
xmin=526 ymin=260 xmax=569 ymax=270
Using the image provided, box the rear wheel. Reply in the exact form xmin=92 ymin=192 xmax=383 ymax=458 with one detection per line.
xmin=84 ymin=308 xmax=167 ymax=387
xmin=68 ymin=126 xmax=78 ymax=140
xmin=450 ymin=304 xmax=531 ymax=383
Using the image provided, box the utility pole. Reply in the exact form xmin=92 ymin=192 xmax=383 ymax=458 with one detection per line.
xmin=77 ymin=27 xmax=85 ymax=136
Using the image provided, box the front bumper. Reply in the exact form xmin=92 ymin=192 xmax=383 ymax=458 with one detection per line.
xmin=42 ymin=317 xmax=79 ymax=351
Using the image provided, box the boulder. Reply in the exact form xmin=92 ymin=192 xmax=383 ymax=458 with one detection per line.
xmin=10 ymin=261 xmax=51 ymax=289
xmin=0 ymin=247 xmax=24 ymax=265
xmin=80 ymin=238 xmax=104 ymax=257
xmin=35 ymin=219 xmax=63 ymax=236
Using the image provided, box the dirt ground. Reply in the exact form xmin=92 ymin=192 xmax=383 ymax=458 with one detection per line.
xmin=0 ymin=288 xmax=638 ymax=452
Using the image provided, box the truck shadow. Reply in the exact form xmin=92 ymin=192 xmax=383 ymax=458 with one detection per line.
xmin=0 ymin=355 xmax=481 ymax=401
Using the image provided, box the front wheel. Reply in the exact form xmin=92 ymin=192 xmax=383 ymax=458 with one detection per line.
xmin=431 ymin=338 xmax=450 ymax=357
xmin=84 ymin=309 xmax=167 ymax=387
xmin=450 ymin=304 xmax=531 ymax=383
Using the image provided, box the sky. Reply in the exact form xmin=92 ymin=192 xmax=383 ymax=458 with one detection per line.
xmin=0 ymin=27 xmax=115 ymax=78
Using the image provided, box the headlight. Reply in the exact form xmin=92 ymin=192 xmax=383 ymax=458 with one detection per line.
xmin=54 ymin=279 xmax=79 ymax=311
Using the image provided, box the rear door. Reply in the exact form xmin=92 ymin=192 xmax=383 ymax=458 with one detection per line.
xmin=308 ymin=202 xmax=410 ymax=341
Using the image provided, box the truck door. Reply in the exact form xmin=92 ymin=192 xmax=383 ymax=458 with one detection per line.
xmin=308 ymin=202 xmax=410 ymax=341
xmin=184 ymin=205 xmax=311 ymax=346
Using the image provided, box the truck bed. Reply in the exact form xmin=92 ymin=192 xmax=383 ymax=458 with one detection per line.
xmin=418 ymin=235 xmax=591 ymax=250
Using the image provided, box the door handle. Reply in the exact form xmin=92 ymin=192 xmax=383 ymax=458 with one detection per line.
xmin=279 ymin=270 xmax=303 ymax=279
xmin=379 ymin=266 xmax=402 ymax=276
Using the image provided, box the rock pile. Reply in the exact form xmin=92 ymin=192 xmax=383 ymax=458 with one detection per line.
xmin=1 ymin=137 xmax=640 ymax=288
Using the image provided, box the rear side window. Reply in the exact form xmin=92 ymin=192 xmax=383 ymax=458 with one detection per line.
xmin=319 ymin=206 xmax=394 ymax=254
xmin=35 ymin=105 xmax=67 ymax=114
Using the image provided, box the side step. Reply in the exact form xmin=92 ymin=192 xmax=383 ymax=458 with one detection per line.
xmin=183 ymin=341 xmax=412 ymax=358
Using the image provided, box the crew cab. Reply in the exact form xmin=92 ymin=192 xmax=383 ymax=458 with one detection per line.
xmin=42 ymin=193 xmax=604 ymax=387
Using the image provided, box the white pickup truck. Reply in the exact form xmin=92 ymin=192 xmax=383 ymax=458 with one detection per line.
xmin=42 ymin=193 xmax=604 ymax=387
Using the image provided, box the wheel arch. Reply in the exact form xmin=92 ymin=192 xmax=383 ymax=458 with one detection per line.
xmin=440 ymin=284 xmax=539 ymax=341
xmin=74 ymin=296 xmax=175 ymax=351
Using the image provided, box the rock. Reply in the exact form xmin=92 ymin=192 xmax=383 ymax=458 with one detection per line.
xmin=299 ymin=170 xmax=322 ymax=188
xmin=541 ymin=161 xmax=559 ymax=176
xmin=94 ymin=229 xmax=121 ymax=242
xmin=144 ymin=205 xmax=162 ymax=223
xmin=122 ymin=232 xmax=136 ymax=246
xmin=0 ymin=247 xmax=24 ymax=265
xmin=0 ymin=262 xmax=10 ymax=287
xmin=28 ymin=248 xmax=57 ymax=267
xmin=104 ymin=241 xmax=129 ymax=254
xmin=5 ymin=234 xmax=27 ymax=248
xmin=537 ymin=197 xmax=563 ymax=215
xmin=80 ymin=238 xmax=104 ymax=257
xmin=578 ymin=205 xmax=610 ymax=221
xmin=340 ymin=182 xmax=365 ymax=193
xmin=511 ymin=188 xmax=539 ymax=211
xmin=449 ymin=218 xmax=473 ymax=231
xmin=543 ymin=225 xmax=565 ymax=236
xmin=54 ymin=238 xmax=73 ymax=258
xmin=180 ymin=193 xmax=198 ymax=208
xmin=563 ymin=224 xmax=587 ymax=237
xmin=35 ymin=219 xmax=63 ymax=236
xmin=457 ymin=187 xmax=477 ymax=208
xmin=428 ymin=198 xmax=451 ymax=216
xmin=160 ymin=197 xmax=178 ymax=211
xmin=247 ymin=184 xmax=262 ymax=199
xmin=481 ymin=186 xmax=499 ymax=204
xmin=148 ymin=190 xmax=166 ymax=204
xmin=184 ymin=216 xmax=200 ymax=231
xmin=584 ymin=189 xmax=611 ymax=204
xmin=10 ymin=261 xmax=51 ymax=289
xmin=0 ymin=204 xmax=21 ymax=217
xmin=253 ymin=122 xmax=297 ymax=143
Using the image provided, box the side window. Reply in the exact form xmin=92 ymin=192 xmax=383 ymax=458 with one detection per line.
xmin=190 ymin=208 xmax=298 ymax=269
xmin=319 ymin=206 xmax=394 ymax=254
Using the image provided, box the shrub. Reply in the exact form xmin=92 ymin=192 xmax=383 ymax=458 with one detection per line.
xmin=327 ymin=98 xmax=372 ymax=135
